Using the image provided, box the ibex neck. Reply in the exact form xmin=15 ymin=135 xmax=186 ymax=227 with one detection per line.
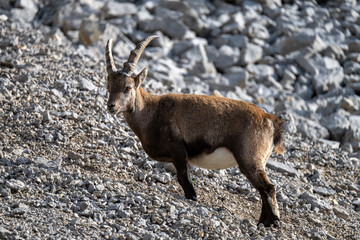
xmin=123 ymin=87 xmax=155 ymax=139
xmin=134 ymin=87 xmax=151 ymax=111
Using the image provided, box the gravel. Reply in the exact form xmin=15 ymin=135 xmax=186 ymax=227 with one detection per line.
xmin=0 ymin=0 xmax=360 ymax=239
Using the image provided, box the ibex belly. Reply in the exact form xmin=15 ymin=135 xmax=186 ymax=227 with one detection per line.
xmin=189 ymin=147 xmax=238 ymax=170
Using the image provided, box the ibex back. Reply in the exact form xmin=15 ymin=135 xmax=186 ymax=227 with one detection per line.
xmin=105 ymin=35 xmax=285 ymax=227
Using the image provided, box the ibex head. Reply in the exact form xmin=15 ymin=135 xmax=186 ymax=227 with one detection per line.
xmin=105 ymin=35 xmax=158 ymax=114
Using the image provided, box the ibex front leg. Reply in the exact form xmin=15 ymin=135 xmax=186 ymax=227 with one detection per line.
xmin=174 ymin=161 xmax=197 ymax=201
xmin=171 ymin=147 xmax=197 ymax=201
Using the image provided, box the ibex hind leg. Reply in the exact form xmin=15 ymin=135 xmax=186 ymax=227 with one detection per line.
xmin=234 ymin=152 xmax=280 ymax=227
xmin=254 ymin=170 xmax=280 ymax=227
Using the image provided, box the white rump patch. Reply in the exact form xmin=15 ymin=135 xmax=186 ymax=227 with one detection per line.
xmin=189 ymin=147 xmax=238 ymax=170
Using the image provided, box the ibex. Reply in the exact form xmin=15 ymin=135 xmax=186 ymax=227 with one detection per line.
xmin=105 ymin=35 xmax=285 ymax=227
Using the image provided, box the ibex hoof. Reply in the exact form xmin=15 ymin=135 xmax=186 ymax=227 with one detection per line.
xmin=185 ymin=194 xmax=197 ymax=201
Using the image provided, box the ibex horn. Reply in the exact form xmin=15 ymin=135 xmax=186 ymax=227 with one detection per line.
xmin=122 ymin=35 xmax=159 ymax=74
xmin=106 ymin=39 xmax=117 ymax=75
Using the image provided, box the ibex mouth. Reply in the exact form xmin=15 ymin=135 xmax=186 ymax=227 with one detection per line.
xmin=108 ymin=107 xmax=122 ymax=115
xmin=107 ymin=107 xmax=117 ymax=114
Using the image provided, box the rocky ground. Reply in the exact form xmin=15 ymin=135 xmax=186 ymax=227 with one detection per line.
xmin=1 ymin=0 xmax=360 ymax=239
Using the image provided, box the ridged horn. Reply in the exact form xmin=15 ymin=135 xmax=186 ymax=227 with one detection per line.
xmin=106 ymin=39 xmax=117 ymax=74
xmin=122 ymin=35 xmax=159 ymax=74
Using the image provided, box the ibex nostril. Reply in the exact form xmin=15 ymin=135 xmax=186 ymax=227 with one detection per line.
xmin=108 ymin=103 xmax=115 ymax=109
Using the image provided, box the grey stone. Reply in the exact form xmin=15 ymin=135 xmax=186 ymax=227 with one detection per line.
xmin=240 ymin=43 xmax=263 ymax=66
xmin=254 ymin=0 xmax=282 ymax=6
xmin=164 ymin=163 xmax=177 ymax=174
xmin=61 ymin=15 xmax=85 ymax=34
xmin=143 ymin=233 xmax=155 ymax=240
xmin=12 ymin=0 xmax=38 ymax=22
xmin=15 ymin=157 xmax=28 ymax=165
xmin=108 ymin=203 xmax=124 ymax=211
xmin=139 ymin=16 xmax=189 ymax=39
xmin=197 ymin=207 xmax=209 ymax=216
xmin=223 ymin=67 xmax=249 ymax=88
xmin=45 ymin=133 xmax=54 ymax=142
xmin=113 ymin=39 xmax=136 ymax=59
xmin=6 ymin=179 xmax=26 ymax=191
xmin=309 ymin=169 xmax=322 ymax=182
xmin=282 ymin=69 xmax=296 ymax=83
xmin=280 ymin=32 xmax=325 ymax=55
xmin=0 ymin=226 xmax=12 ymax=239
xmin=11 ymin=203 xmax=29 ymax=216
xmin=78 ymin=201 xmax=93 ymax=217
xmin=348 ymin=40 xmax=360 ymax=53
xmin=212 ymin=34 xmax=248 ymax=49
xmin=352 ymin=198 xmax=360 ymax=207
xmin=264 ymin=75 xmax=283 ymax=90
xmin=155 ymin=173 xmax=172 ymax=184
xmin=158 ymin=0 xmax=203 ymax=33
xmin=317 ymin=139 xmax=340 ymax=149
xmin=103 ymin=1 xmax=137 ymax=19
xmin=244 ymin=22 xmax=269 ymax=40
xmin=343 ymin=60 xmax=360 ymax=75
xmin=320 ymin=110 xmax=350 ymax=141
xmin=312 ymin=59 xmax=344 ymax=95
xmin=34 ymin=157 xmax=62 ymax=169
xmin=333 ymin=207 xmax=350 ymax=221
xmin=246 ymin=64 xmax=275 ymax=80
xmin=16 ymin=73 xmax=30 ymax=82
xmin=176 ymin=38 xmax=209 ymax=62
xmin=118 ymin=210 xmax=130 ymax=218
xmin=346 ymin=53 xmax=360 ymax=62
xmin=222 ymin=12 xmax=245 ymax=33
xmin=296 ymin=52 xmax=318 ymax=76
xmin=266 ymin=160 xmax=298 ymax=177
xmin=212 ymin=45 xmax=239 ymax=71
xmin=51 ymin=88 xmax=63 ymax=98
xmin=88 ymin=184 xmax=96 ymax=194
xmin=149 ymin=58 xmax=187 ymax=88
xmin=299 ymin=192 xmax=331 ymax=210
xmin=322 ymin=45 xmax=345 ymax=63
xmin=79 ymin=20 xmax=119 ymax=46
xmin=93 ymin=212 xmax=103 ymax=223
xmin=340 ymin=96 xmax=360 ymax=114
xmin=79 ymin=78 xmax=97 ymax=91
xmin=296 ymin=115 xmax=330 ymax=140
xmin=314 ymin=187 xmax=336 ymax=196
xmin=343 ymin=115 xmax=360 ymax=150
xmin=0 ymin=187 xmax=10 ymax=197
xmin=348 ymin=183 xmax=359 ymax=192
xmin=68 ymin=151 xmax=83 ymax=160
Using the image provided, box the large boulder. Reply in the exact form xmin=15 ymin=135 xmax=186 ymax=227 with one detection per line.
xmin=295 ymin=115 xmax=330 ymax=140
xmin=280 ymin=31 xmax=325 ymax=55
xmin=223 ymin=67 xmax=249 ymax=88
xmin=320 ymin=109 xmax=350 ymax=141
xmin=240 ymin=43 xmax=263 ymax=66
xmin=158 ymin=0 xmax=205 ymax=33
xmin=103 ymin=1 xmax=137 ymax=19
xmin=79 ymin=19 xmax=119 ymax=46
xmin=343 ymin=115 xmax=360 ymax=150
xmin=11 ymin=0 xmax=38 ymax=22
xmin=138 ymin=16 xmax=190 ymax=39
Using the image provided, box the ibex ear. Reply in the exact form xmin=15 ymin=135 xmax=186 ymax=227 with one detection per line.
xmin=134 ymin=67 xmax=148 ymax=89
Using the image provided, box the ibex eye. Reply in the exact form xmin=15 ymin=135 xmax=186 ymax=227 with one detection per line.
xmin=124 ymin=87 xmax=131 ymax=93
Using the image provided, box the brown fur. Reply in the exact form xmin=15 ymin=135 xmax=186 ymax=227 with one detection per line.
xmin=123 ymin=89 xmax=283 ymax=163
